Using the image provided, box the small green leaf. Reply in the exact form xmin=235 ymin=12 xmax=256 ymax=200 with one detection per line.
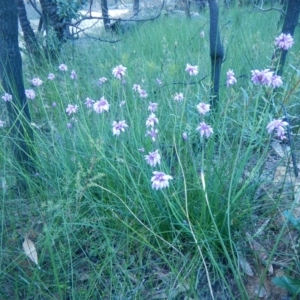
xmin=272 ymin=276 xmax=300 ymax=295
xmin=283 ymin=210 xmax=300 ymax=229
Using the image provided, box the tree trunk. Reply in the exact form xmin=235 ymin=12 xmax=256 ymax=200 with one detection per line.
xmin=16 ymin=0 xmax=41 ymax=60
xmin=181 ymin=0 xmax=191 ymax=18
xmin=0 ymin=0 xmax=35 ymax=175
xmin=207 ymin=0 xmax=224 ymax=110
xmin=39 ymin=0 xmax=66 ymax=58
xmin=101 ymin=0 xmax=110 ymax=31
xmin=276 ymin=0 xmax=300 ymax=75
xmin=133 ymin=0 xmax=139 ymax=15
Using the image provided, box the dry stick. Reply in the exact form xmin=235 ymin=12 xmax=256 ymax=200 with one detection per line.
xmin=281 ymin=103 xmax=298 ymax=178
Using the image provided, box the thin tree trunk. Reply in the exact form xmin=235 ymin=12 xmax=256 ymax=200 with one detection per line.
xmin=0 ymin=0 xmax=35 ymax=175
xmin=207 ymin=0 xmax=224 ymax=110
xmin=39 ymin=0 xmax=66 ymax=58
xmin=101 ymin=0 xmax=110 ymax=31
xmin=276 ymin=0 xmax=300 ymax=75
xmin=16 ymin=0 xmax=41 ymax=60
xmin=181 ymin=0 xmax=191 ymax=18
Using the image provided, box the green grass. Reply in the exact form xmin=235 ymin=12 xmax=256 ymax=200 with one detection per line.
xmin=1 ymin=4 xmax=300 ymax=299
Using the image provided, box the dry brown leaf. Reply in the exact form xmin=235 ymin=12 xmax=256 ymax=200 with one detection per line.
xmin=78 ymin=273 xmax=90 ymax=281
xmin=238 ymin=251 xmax=254 ymax=277
xmin=23 ymin=236 xmax=39 ymax=267
xmin=271 ymin=140 xmax=285 ymax=158
xmin=255 ymin=284 xmax=268 ymax=298
xmin=253 ymin=218 xmax=270 ymax=238
xmin=246 ymin=233 xmax=273 ymax=275
xmin=273 ymin=166 xmax=290 ymax=184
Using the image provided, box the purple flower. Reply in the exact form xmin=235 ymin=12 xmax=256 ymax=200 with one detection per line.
xmin=119 ymin=100 xmax=126 ymax=107
xmin=0 ymin=120 xmax=5 ymax=127
xmin=52 ymin=102 xmax=57 ymax=107
xmin=59 ymin=64 xmax=68 ymax=71
xmin=185 ymin=64 xmax=198 ymax=76
xmin=251 ymin=69 xmax=273 ymax=86
xmin=196 ymin=122 xmax=213 ymax=138
xmin=67 ymin=122 xmax=72 ymax=129
xmin=112 ymin=65 xmax=127 ymax=80
xmin=275 ymin=33 xmax=294 ymax=50
xmin=2 ymin=93 xmax=12 ymax=102
xmin=112 ymin=120 xmax=128 ymax=136
xmin=148 ymin=102 xmax=158 ymax=112
xmin=139 ymin=89 xmax=148 ymax=98
xmin=32 ymin=77 xmax=43 ymax=86
xmin=200 ymin=31 xmax=205 ymax=38
xmin=70 ymin=70 xmax=77 ymax=80
xmin=146 ymin=128 xmax=159 ymax=142
xmin=146 ymin=113 xmax=159 ymax=127
xmin=98 ymin=77 xmax=107 ymax=85
xmin=182 ymin=132 xmax=188 ymax=140
xmin=196 ymin=102 xmax=210 ymax=115
xmin=156 ymin=78 xmax=162 ymax=85
xmin=85 ymin=97 xmax=95 ymax=108
xmin=25 ymin=89 xmax=36 ymax=99
xmin=66 ymin=104 xmax=79 ymax=115
xmin=173 ymin=92 xmax=184 ymax=102
xmin=267 ymin=119 xmax=288 ymax=140
xmin=271 ymin=75 xmax=283 ymax=88
xmin=132 ymin=84 xmax=141 ymax=92
xmin=151 ymin=171 xmax=173 ymax=190
xmin=138 ymin=148 xmax=145 ymax=152
xmin=93 ymin=97 xmax=109 ymax=114
xmin=226 ymin=69 xmax=237 ymax=87
xmin=48 ymin=73 xmax=55 ymax=80
xmin=144 ymin=150 xmax=161 ymax=167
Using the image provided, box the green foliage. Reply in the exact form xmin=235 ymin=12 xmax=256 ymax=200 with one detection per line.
xmin=55 ymin=0 xmax=87 ymax=20
xmin=272 ymin=276 xmax=300 ymax=295
xmin=283 ymin=210 xmax=300 ymax=229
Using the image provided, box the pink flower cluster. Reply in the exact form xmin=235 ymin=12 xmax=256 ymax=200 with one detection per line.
xmin=98 ymin=77 xmax=107 ymax=85
xmin=32 ymin=77 xmax=43 ymax=87
xmin=267 ymin=119 xmax=288 ymax=140
xmin=2 ymin=92 xmax=12 ymax=102
xmin=251 ymin=69 xmax=283 ymax=88
xmin=70 ymin=70 xmax=77 ymax=80
xmin=275 ymin=33 xmax=294 ymax=50
xmin=151 ymin=171 xmax=173 ymax=190
xmin=148 ymin=102 xmax=158 ymax=112
xmin=112 ymin=120 xmax=128 ymax=136
xmin=132 ymin=84 xmax=148 ymax=98
xmin=226 ymin=69 xmax=237 ymax=87
xmin=195 ymin=102 xmax=213 ymax=138
xmin=185 ymin=64 xmax=198 ymax=76
xmin=144 ymin=150 xmax=161 ymax=167
xmin=146 ymin=113 xmax=158 ymax=127
xmin=112 ymin=65 xmax=127 ymax=80
xmin=66 ymin=104 xmax=78 ymax=115
xmin=173 ymin=92 xmax=184 ymax=102
xmin=25 ymin=89 xmax=36 ymax=99
xmin=138 ymin=97 xmax=172 ymax=190
xmin=145 ymin=105 xmax=159 ymax=142
xmin=93 ymin=97 xmax=109 ymax=114
xmin=59 ymin=64 xmax=68 ymax=71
